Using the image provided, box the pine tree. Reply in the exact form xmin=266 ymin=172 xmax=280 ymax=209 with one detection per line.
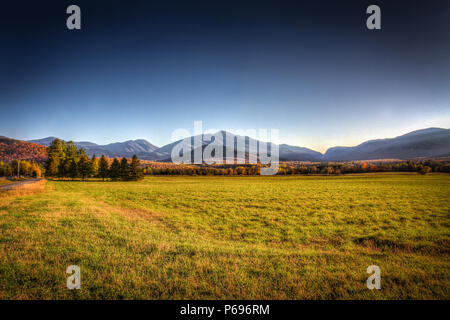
xmin=58 ymin=158 xmax=70 ymax=179
xmin=129 ymin=155 xmax=143 ymax=181
xmin=109 ymin=158 xmax=121 ymax=181
xmin=99 ymin=155 xmax=109 ymax=181
xmin=48 ymin=138 xmax=66 ymax=158
xmin=46 ymin=138 xmax=66 ymax=177
xmin=46 ymin=156 xmax=59 ymax=177
xmin=78 ymin=155 xmax=92 ymax=180
xmin=69 ymin=159 xmax=78 ymax=180
xmin=120 ymin=157 xmax=130 ymax=181
xmin=66 ymin=141 xmax=78 ymax=159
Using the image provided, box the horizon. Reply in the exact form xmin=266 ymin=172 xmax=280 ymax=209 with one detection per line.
xmin=7 ymin=125 xmax=449 ymax=154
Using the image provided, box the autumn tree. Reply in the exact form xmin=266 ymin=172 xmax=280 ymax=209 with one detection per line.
xmin=419 ymin=166 xmax=431 ymax=175
xmin=0 ymin=161 xmax=7 ymax=176
xmin=248 ymin=165 xmax=260 ymax=175
xmin=91 ymin=154 xmax=99 ymax=177
xmin=0 ymin=160 xmax=42 ymax=178
xmin=31 ymin=163 xmax=42 ymax=178
xmin=320 ymin=166 xmax=334 ymax=175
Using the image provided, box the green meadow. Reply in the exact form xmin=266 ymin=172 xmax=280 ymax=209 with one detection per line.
xmin=0 ymin=174 xmax=449 ymax=299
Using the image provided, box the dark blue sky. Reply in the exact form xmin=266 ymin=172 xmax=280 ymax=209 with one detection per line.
xmin=1 ymin=0 xmax=449 ymax=151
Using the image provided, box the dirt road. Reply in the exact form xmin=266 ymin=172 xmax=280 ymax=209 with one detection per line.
xmin=0 ymin=179 xmax=43 ymax=191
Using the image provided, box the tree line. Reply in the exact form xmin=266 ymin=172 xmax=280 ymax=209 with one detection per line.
xmin=0 ymin=160 xmax=42 ymax=178
xmin=143 ymin=160 xmax=450 ymax=176
xmin=45 ymin=139 xmax=143 ymax=181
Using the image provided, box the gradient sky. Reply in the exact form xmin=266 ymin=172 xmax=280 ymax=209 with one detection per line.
xmin=1 ymin=0 xmax=449 ymax=152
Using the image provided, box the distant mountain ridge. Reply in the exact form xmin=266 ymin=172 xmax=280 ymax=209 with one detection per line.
xmin=28 ymin=137 xmax=158 ymax=159
xmin=19 ymin=127 xmax=450 ymax=162
xmin=323 ymin=128 xmax=450 ymax=161
xmin=118 ymin=131 xmax=322 ymax=162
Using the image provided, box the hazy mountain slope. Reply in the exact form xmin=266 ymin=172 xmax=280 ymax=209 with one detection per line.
xmin=147 ymin=131 xmax=322 ymax=162
xmin=29 ymin=137 xmax=98 ymax=148
xmin=278 ymin=144 xmax=323 ymax=161
xmin=29 ymin=137 xmax=158 ymax=158
xmin=323 ymin=128 xmax=450 ymax=161
xmin=103 ymin=139 xmax=158 ymax=154
xmin=28 ymin=137 xmax=59 ymax=146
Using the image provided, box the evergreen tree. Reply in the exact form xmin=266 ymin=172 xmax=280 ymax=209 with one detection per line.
xmin=66 ymin=141 xmax=78 ymax=159
xmin=129 ymin=155 xmax=143 ymax=181
xmin=58 ymin=158 xmax=70 ymax=179
xmin=46 ymin=138 xmax=66 ymax=177
xmin=48 ymin=138 xmax=66 ymax=158
xmin=99 ymin=155 xmax=109 ymax=181
xmin=46 ymin=156 xmax=59 ymax=177
xmin=69 ymin=159 xmax=78 ymax=180
xmin=120 ymin=157 xmax=130 ymax=180
xmin=78 ymin=147 xmax=87 ymax=157
xmin=78 ymin=155 xmax=92 ymax=180
xmin=109 ymin=158 xmax=121 ymax=181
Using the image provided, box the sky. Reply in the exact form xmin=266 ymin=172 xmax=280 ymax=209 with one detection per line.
xmin=0 ymin=0 xmax=449 ymax=152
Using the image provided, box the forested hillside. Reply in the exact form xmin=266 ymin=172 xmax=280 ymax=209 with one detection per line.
xmin=0 ymin=136 xmax=48 ymax=163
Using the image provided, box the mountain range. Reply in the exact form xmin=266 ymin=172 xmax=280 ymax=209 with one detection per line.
xmin=28 ymin=137 xmax=158 ymax=159
xmin=22 ymin=127 xmax=450 ymax=162
xmin=323 ymin=128 xmax=450 ymax=161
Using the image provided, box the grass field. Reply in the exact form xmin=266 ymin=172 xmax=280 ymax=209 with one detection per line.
xmin=0 ymin=174 xmax=449 ymax=299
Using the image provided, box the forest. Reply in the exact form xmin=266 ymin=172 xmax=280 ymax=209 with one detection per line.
xmin=142 ymin=160 xmax=450 ymax=176
xmin=44 ymin=138 xmax=143 ymax=181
